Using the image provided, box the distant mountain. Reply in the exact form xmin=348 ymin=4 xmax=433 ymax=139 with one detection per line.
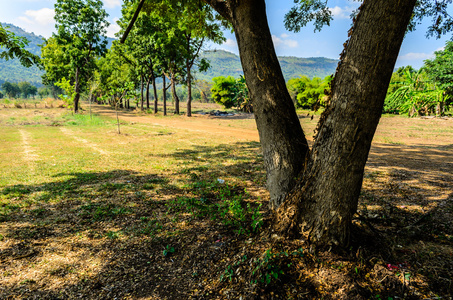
xmin=0 ymin=24 xmax=338 ymax=88
xmin=198 ymin=50 xmax=338 ymax=82
xmin=0 ymin=23 xmax=115 ymax=88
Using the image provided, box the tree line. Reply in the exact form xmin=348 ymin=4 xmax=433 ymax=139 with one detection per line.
xmin=213 ymin=39 xmax=453 ymax=117
xmin=38 ymin=0 xmax=225 ymax=115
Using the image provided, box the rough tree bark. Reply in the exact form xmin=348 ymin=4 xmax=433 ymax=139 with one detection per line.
xmin=186 ymin=61 xmax=193 ymax=117
xmin=204 ymin=0 xmax=417 ymax=246
xmin=205 ymin=0 xmax=310 ymax=208
xmin=146 ymin=76 xmax=150 ymax=109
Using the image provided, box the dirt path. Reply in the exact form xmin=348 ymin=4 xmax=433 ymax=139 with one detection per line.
xmin=59 ymin=126 xmax=110 ymax=156
xmin=89 ymin=103 xmax=260 ymax=141
xmin=18 ymin=129 xmax=38 ymax=172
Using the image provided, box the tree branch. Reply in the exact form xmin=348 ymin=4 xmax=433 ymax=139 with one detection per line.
xmin=120 ymin=0 xmax=146 ymax=44
xmin=202 ymin=0 xmax=232 ymax=22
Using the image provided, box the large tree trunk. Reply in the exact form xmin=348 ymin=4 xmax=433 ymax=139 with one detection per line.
xmin=274 ymin=0 xmax=417 ymax=246
xmin=229 ymin=0 xmax=309 ymax=208
xmin=204 ymin=0 xmax=416 ymax=246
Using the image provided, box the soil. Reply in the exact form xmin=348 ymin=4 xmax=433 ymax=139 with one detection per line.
xmin=0 ymin=103 xmax=452 ymax=299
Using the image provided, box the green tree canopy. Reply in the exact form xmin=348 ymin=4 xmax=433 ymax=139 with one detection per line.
xmin=42 ymin=0 xmax=109 ymax=113
xmin=0 ymin=24 xmax=40 ymax=67
xmin=424 ymin=41 xmax=453 ymax=96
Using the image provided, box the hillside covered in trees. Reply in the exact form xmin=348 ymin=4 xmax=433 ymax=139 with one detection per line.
xmin=199 ymin=50 xmax=338 ymax=82
xmin=0 ymin=23 xmax=337 ymax=88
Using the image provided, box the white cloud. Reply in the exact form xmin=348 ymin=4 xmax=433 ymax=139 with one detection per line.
xmin=106 ymin=17 xmax=120 ymax=38
xmin=20 ymin=8 xmax=55 ymax=25
xmin=280 ymin=33 xmax=290 ymax=39
xmin=223 ymin=38 xmax=237 ymax=47
xmin=272 ymin=35 xmax=298 ymax=49
xmin=399 ymin=52 xmax=434 ymax=61
xmin=103 ymin=0 xmax=121 ymax=9
xmin=330 ymin=6 xmax=355 ymax=20
xmin=15 ymin=8 xmax=55 ymax=37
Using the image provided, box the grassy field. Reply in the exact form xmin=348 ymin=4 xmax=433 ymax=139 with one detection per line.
xmin=0 ymin=100 xmax=452 ymax=299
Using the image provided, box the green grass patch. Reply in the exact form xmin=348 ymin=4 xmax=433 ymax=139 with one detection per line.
xmin=167 ymin=180 xmax=262 ymax=234
xmin=60 ymin=113 xmax=108 ymax=126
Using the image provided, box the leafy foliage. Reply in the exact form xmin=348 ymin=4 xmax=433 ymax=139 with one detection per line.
xmin=385 ymin=41 xmax=453 ymax=116
xmin=286 ymin=75 xmax=332 ymax=109
xmin=384 ymin=66 xmax=451 ymax=116
xmin=0 ymin=23 xmax=40 ymax=67
xmin=211 ymin=75 xmax=251 ymax=112
xmin=41 ymin=0 xmax=109 ymax=112
xmin=1 ymin=81 xmax=38 ymax=98
xmin=424 ymin=41 xmax=453 ymax=98
xmin=284 ymin=0 xmax=333 ymax=33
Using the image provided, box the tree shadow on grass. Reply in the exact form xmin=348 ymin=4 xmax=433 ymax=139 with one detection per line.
xmin=354 ymin=143 xmax=453 ymax=297
xmin=0 ymin=140 xmax=452 ymax=299
xmin=0 ymin=141 xmax=276 ymax=299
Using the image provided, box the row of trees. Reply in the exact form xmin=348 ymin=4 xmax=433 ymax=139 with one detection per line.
xmin=39 ymin=0 xmax=225 ymax=115
xmin=1 ymin=81 xmax=38 ymax=99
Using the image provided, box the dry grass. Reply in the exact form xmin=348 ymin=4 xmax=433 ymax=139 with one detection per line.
xmin=0 ymin=102 xmax=451 ymax=299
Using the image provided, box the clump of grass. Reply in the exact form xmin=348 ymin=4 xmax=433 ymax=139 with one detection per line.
xmin=79 ymin=202 xmax=131 ymax=221
xmin=61 ymin=113 xmax=107 ymax=126
xmin=167 ymin=180 xmax=263 ymax=234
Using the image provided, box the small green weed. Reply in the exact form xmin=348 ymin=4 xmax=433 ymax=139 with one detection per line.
xmin=163 ymin=245 xmax=175 ymax=257
xmin=251 ymin=248 xmax=304 ymax=286
xmin=220 ymin=255 xmax=248 ymax=282
xmin=106 ymin=230 xmax=122 ymax=239
xmin=79 ymin=203 xmax=130 ymax=221
xmin=138 ymin=217 xmax=162 ymax=236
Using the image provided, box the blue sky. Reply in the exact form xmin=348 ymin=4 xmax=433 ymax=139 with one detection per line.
xmin=1 ymin=0 xmax=451 ymax=69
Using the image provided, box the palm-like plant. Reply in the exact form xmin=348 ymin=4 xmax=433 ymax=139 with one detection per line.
xmin=385 ymin=69 xmax=441 ymax=116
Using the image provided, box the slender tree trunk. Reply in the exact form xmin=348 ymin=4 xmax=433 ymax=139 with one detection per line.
xmin=171 ymin=71 xmax=180 ymax=115
xmin=187 ymin=60 xmax=192 ymax=117
xmin=152 ymin=73 xmax=158 ymax=114
xmin=140 ymin=74 xmax=144 ymax=111
xmin=229 ymin=0 xmax=309 ymax=208
xmin=146 ymin=77 xmax=150 ymax=110
xmin=274 ymin=0 xmax=417 ymax=246
xmin=163 ymin=74 xmax=167 ymax=116
xmin=186 ymin=34 xmax=193 ymax=117
xmin=73 ymin=68 xmax=81 ymax=114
